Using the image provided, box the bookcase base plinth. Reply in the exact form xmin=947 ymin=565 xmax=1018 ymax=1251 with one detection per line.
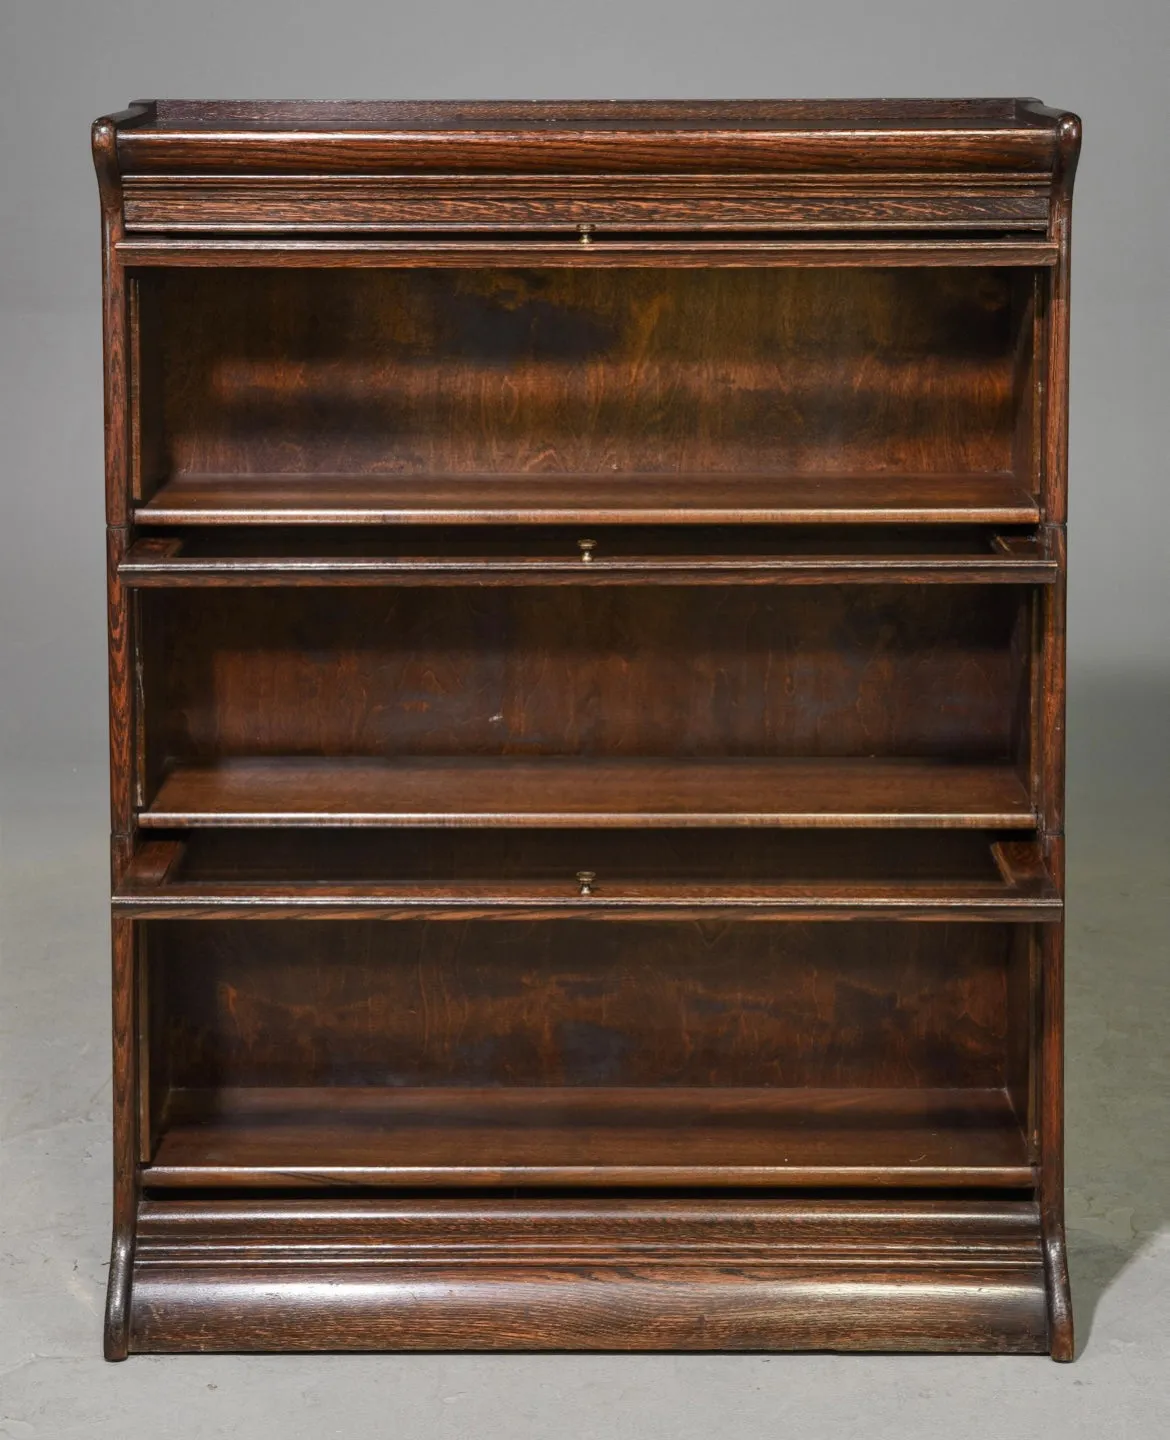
xmin=120 ymin=1196 xmax=1054 ymax=1355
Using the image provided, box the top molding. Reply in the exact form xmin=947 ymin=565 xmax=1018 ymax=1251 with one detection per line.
xmin=99 ymin=98 xmax=1081 ymax=176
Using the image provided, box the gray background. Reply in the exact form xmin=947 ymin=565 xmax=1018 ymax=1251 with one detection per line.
xmin=1 ymin=2 xmax=1166 ymax=1435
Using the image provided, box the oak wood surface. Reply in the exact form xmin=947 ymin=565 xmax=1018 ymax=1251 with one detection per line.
xmin=136 ymin=474 xmax=1041 ymax=527
xmin=120 ymin=527 xmax=1056 ymax=586
xmin=115 ymin=236 xmax=1061 ymax=269
xmin=114 ymin=832 xmax=1060 ymax=921
xmin=141 ymin=756 xmax=1036 ymax=829
xmin=115 ymin=98 xmax=1072 ymax=178
xmin=128 ymin=1194 xmax=1049 ymax=1353
xmin=139 ymin=584 xmax=1029 ymax=778
xmin=144 ymin=1085 xmax=1031 ymax=1189
xmin=144 ymin=914 xmax=1020 ymax=1096
xmin=94 ymin=95 xmax=1079 ymax=1358
xmin=122 ymin=173 xmax=1052 ymax=235
xmin=144 ymin=268 xmax=1029 ymax=483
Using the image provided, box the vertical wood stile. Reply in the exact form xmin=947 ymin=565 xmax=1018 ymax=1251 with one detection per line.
xmin=105 ymin=917 xmax=139 ymax=1360
xmin=1037 ymin=110 xmax=1081 ymax=1361
xmin=93 ymin=103 xmax=155 ymax=1362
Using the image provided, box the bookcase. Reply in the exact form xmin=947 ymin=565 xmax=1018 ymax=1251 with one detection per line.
xmin=93 ymin=99 xmax=1080 ymax=1358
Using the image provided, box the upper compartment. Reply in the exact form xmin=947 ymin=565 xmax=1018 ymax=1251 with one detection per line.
xmin=98 ymin=99 xmax=1080 ymax=265
xmin=130 ymin=265 xmax=1042 ymax=525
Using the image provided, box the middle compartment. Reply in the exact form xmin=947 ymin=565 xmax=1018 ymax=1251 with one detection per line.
xmin=136 ymin=580 xmax=1034 ymax=825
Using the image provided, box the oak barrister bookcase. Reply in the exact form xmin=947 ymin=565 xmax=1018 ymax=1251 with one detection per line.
xmin=94 ymin=99 xmax=1080 ymax=1358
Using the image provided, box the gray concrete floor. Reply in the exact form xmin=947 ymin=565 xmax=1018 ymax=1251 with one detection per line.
xmin=2 ymin=692 xmax=1168 ymax=1437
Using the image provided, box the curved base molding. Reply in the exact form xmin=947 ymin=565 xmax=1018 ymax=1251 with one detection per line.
xmin=121 ymin=1196 xmax=1052 ymax=1354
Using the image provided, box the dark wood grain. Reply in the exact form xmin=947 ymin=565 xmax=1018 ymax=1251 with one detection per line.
xmin=1034 ymin=112 xmax=1078 ymax=1359
xmin=105 ymin=918 xmax=138 ymax=1360
xmin=142 ymin=268 xmax=1031 ymax=485
xmin=95 ymin=95 xmax=1078 ymax=1359
xmin=116 ymin=235 xmax=1061 ymax=269
xmin=113 ymin=832 xmax=1060 ymax=921
xmin=115 ymin=97 xmax=1068 ymax=176
xmin=121 ymin=173 xmax=1051 ymax=234
xmin=136 ymin=475 xmax=1041 ymax=527
xmin=141 ymin=756 xmax=1035 ymax=829
xmin=127 ymin=1194 xmax=1049 ymax=1353
xmin=119 ymin=527 xmax=1056 ymax=586
xmin=95 ymin=109 xmax=145 ymax=1360
xmin=144 ymin=913 xmax=1019 ymax=1088
xmin=138 ymin=585 xmax=1029 ymax=776
xmin=144 ymin=1086 xmax=1031 ymax=1188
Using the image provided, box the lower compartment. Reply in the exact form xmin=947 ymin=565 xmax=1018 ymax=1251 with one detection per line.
xmin=124 ymin=1193 xmax=1051 ymax=1354
xmin=138 ymin=917 xmax=1036 ymax=1190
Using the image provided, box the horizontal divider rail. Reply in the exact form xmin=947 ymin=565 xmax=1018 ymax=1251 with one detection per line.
xmin=119 ymin=171 xmax=1053 ymax=236
xmin=114 ymin=235 xmax=1061 ymax=269
xmin=120 ymin=531 xmax=1055 ymax=587
xmin=116 ymin=835 xmax=1059 ymax=921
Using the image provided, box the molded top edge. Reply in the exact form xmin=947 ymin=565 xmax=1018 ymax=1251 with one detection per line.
xmin=98 ymin=99 xmax=1080 ymax=177
xmin=122 ymin=98 xmax=1057 ymax=130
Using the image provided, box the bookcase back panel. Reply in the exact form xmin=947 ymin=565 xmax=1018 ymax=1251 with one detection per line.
xmin=147 ymin=919 xmax=1014 ymax=1091
xmin=143 ymin=267 xmax=1032 ymax=484
xmin=142 ymin=585 xmax=1029 ymax=767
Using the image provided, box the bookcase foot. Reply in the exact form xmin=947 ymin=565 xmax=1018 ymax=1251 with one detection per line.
xmin=1043 ymin=1226 xmax=1076 ymax=1360
xmin=103 ymin=1227 xmax=134 ymax=1361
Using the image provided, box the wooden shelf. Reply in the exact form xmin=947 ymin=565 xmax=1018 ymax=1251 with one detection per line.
xmin=135 ymin=473 xmax=1041 ymax=528
xmin=145 ymin=1085 xmax=1032 ymax=1189
xmin=116 ymin=833 xmax=1059 ymax=920
xmin=141 ymin=756 xmax=1036 ymax=830
xmin=121 ymin=527 xmax=1055 ymax=587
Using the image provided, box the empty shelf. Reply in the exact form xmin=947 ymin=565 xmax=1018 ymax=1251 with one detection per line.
xmin=141 ymin=756 xmax=1037 ymax=830
xmin=145 ymin=1085 xmax=1033 ymax=1189
xmin=135 ymin=473 xmax=1041 ymax=527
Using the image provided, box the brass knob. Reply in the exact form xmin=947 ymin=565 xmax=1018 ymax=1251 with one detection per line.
xmin=576 ymin=870 xmax=596 ymax=897
xmin=578 ymin=538 xmax=596 ymax=564
xmin=578 ymin=224 xmax=595 ymax=246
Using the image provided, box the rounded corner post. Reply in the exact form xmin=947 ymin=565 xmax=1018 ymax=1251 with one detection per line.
xmin=91 ymin=117 xmax=119 ymax=190
xmin=93 ymin=102 xmax=156 ymax=214
xmin=1016 ymin=102 xmax=1081 ymax=199
xmin=1054 ymin=112 xmax=1082 ymax=198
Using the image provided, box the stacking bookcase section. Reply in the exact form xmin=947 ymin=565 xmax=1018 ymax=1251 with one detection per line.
xmin=133 ymin=915 xmax=1038 ymax=1187
xmin=130 ymin=580 xmax=1041 ymax=827
xmin=97 ymin=98 xmax=1079 ymax=1359
xmin=127 ymin=265 xmax=1044 ymax=524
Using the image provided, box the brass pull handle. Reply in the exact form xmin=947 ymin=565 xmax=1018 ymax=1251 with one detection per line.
xmin=578 ymin=538 xmax=596 ymax=564
xmin=578 ymin=224 xmax=595 ymax=246
xmin=576 ymin=870 xmax=596 ymax=897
